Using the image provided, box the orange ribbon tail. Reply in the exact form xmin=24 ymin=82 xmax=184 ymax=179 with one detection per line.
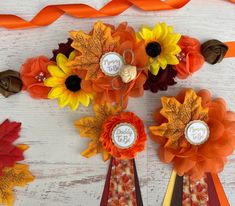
xmin=0 ymin=0 xmax=190 ymax=29
xmin=225 ymin=42 xmax=235 ymax=58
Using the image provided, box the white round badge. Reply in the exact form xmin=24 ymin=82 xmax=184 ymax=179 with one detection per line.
xmin=184 ymin=120 xmax=210 ymax=145
xmin=100 ymin=52 xmax=124 ymax=76
xmin=112 ymin=123 xmax=137 ymax=149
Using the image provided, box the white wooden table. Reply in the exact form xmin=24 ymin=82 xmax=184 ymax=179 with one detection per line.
xmin=0 ymin=0 xmax=235 ymax=205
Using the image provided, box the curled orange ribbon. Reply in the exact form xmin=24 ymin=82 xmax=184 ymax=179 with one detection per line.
xmin=0 ymin=0 xmax=190 ymax=29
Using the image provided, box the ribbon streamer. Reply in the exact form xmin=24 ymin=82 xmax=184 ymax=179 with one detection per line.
xmin=101 ymin=157 xmax=143 ymax=206
xmin=0 ymin=0 xmax=190 ymax=29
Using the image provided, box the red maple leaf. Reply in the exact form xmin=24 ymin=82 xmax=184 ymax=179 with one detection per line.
xmin=0 ymin=119 xmax=25 ymax=175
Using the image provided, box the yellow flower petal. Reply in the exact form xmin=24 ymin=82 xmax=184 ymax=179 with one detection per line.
xmin=163 ymin=45 xmax=181 ymax=55
xmin=47 ymin=65 xmax=65 ymax=78
xmin=69 ymin=95 xmax=80 ymax=111
xmin=48 ymin=86 xmax=65 ymax=99
xmin=164 ymin=33 xmax=181 ymax=46
xmin=150 ymin=61 xmax=161 ymax=75
xmin=58 ymin=92 xmax=71 ymax=108
xmin=78 ymin=91 xmax=90 ymax=107
xmin=139 ymin=26 xmax=153 ymax=40
xmin=68 ymin=51 xmax=76 ymax=61
xmin=153 ymin=23 xmax=162 ymax=39
xmin=56 ymin=53 xmax=72 ymax=74
xmin=158 ymin=56 xmax=168 ymax=69
xmin=44 ymin=77 xmax=64 ymax=87
xmin=165 ymin=55 xmax=179 ymax=65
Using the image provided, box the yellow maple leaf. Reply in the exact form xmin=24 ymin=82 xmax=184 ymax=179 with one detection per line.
xmin=68 ymin=21 xmax=120 ymax=80
xmin=0 ymin=164 xmax=35 ymax=206
xmin=75 ymin=104 xmax=122 ymax=161
xmin=150 ymin=89 xmax=209 ymax=148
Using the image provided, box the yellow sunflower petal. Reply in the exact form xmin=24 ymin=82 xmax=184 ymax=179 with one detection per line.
xmin=44 ymin=77 xmax=64 ymax=87
xmin=58 ymin=92 xmax=71 ymax=108
xmin=48 ymin=86 xmax=65 ymax=99
xmin=56 ymin=53 xmax=72 ymax=74
xmin=164 ymin=33 xmax=181 ymax=46
xmin=158 ymin=56 xmax=168 ymax=69
xmin=69 ymin=95 xmax=80 ymax=111
xmin=164 ymin=45 xmax=181 ymax=55
xmin=68 ymin=51 xmax=76 ymax=61
xmin=78 ymin=91 xmax=91 ymax=107
xmin=153 ymin=23 xmax=162 ymax=39
xmin=165 ymin=55 xmax=179 ymax=65
xmin=139 ymin=26 xmax=153 ymax=40
xmin=47 ymin=65 xmax=65 ymax=78
xmin=150 ymin=60 xmax=161 ymax=75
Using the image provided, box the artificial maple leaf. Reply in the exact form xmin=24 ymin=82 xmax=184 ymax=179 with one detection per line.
xmin=0 ymin=164 xmax=34 ymax=206
xmin=0 ymin=120 xmax=25 ymax=175
xmin=75 ymin=104 xmax=122 ymax=161
xmin=151 ymin=89 xmax=208 ymax=148
xmin=68 ymin=21 xmax=120 ymax=80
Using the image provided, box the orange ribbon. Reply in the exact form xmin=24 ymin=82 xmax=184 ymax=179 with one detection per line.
xmin=225 ymin=42 xmax=235 ymax=58
xmin=210 ymin=173 xmax=230 ymax=206
xmin=0 ymin=0 xmax=190 ymax=29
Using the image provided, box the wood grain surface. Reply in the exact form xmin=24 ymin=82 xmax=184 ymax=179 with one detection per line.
xmin=0 ymin=0 xmax=235 ymax=205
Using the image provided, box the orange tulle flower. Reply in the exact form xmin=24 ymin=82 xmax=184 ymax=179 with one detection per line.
xmin=100 ymin=112 xmax=147 ymax=159
xmin=174 ymin=36 xmax=205 ymax=79
xmin=69 ymin=22 xmax=148 ymax=108
xmin=150 ymin=88 xmax=235 ymax=178
xmin=20 ymin=56 xmax=51 ymax=99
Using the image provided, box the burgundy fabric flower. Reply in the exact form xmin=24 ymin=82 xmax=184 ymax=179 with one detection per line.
xmin=50 ymin=38 xmax=74 ymax=61
xmin=144 ymin=66 xmax=177 ymax=93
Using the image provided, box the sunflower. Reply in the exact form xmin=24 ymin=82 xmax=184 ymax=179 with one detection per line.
xmin=44 ymin=53 xmax=93 ymax=110
xmin=137 ymin=22 xmax=181 ymax=75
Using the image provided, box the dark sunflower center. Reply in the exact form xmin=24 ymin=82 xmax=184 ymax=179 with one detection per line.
xmin=145 ymin=42 xmax=162 ymax=58
xmin=65 ymin=75 xmax=81 ymax=92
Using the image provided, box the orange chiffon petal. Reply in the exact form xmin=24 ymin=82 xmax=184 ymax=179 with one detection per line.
xmin=207 ymin=119 xmax=225 ymax=141
xmin=173 ymin=157 xmax=196 ymax=176
xmin=158 ymin=146 xmax=175 ymax=163
xmin=26 ymin=84 xmax=51 ymax=99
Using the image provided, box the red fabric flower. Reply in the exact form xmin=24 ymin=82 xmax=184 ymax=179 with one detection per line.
xmin=20 ymin=56 xmax=51 ymax=99
xmin=100 ymin=112 xmax=147 ymax=159
xmin=0 ymin=120 xmax=25 ymax=175
xmin=50 ymin=38 xmax=74 ymax=62
xmin=174 ymin=36 xmax=205 ymax=79
xmin=144 ymin=66 xmax=177 ymax=93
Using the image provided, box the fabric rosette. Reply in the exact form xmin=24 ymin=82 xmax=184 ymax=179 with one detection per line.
xmin=75 ymin=104 xmax=147 ymax=160
xmin=150 ymin=88 xmax=235 ymax=178
xmin=68 ymin=21 xmax=148 ymax=109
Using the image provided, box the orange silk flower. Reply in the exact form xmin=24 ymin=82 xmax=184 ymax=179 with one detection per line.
xmin=70 ymin=22 xmax=148 ymax=109
xmin=174 ymin=36 xmax=205 ymax=79
xmin=20 ymin=56 xmax=51 ymax=99
xmin=100 ymin=112 xmax=147 ymax=159
xmin=150 ymin=89 xmax=235 ymax=178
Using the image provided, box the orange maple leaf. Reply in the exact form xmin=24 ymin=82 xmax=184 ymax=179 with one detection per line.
xmin=0 ymin=164 xmax=35 ymax=206
xmin=68 ymin=21 xmax=120 ymax=80
xmin=150 ymin=89 xmax=208 ymax=148
xmin=75 ymin=104 xmax=122 ymax=161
